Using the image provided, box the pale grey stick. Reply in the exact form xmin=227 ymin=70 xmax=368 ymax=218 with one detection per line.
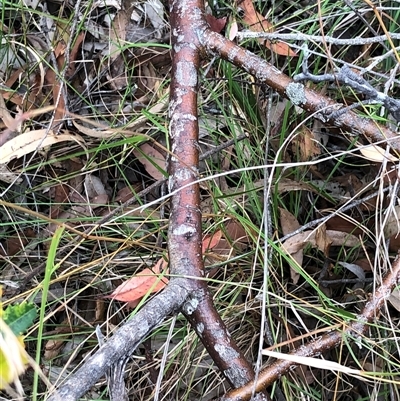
xmin=46 ymin=280 xmax=191 ymax=401
xmin=237 ymin=31 xmax=400 ymax=45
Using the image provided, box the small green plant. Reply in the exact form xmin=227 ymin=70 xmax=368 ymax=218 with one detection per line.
xmin=0 ymin=291 xmax=37 ymax=394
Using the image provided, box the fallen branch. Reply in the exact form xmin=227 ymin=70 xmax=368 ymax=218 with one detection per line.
xmin=45 ymin=280 xmax=190 ymax=401
xmin=201 ymin=29 xmax=400 ymax=151
xmin=167 ymin=0 xmax=265 ymax=393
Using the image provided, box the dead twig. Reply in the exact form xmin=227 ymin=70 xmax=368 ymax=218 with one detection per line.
xmin=45 ymin=280 xmax=190 ymax=401
xmin=220 ymin=252 xmax=400 ymax=401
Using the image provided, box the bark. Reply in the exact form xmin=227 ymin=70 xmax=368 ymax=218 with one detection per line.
xmin=168 ymin=0 xmax=263 ymax=391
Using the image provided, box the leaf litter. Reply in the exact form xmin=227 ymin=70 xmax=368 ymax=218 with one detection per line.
xmin=0 ymin=0 xmax=399 ymax=400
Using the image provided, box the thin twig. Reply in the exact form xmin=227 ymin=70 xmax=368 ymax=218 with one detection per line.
xmin=220 ymin=252 xmax=400 ymax=401
xmin=237 ymin=31 xmax=400 ymax=46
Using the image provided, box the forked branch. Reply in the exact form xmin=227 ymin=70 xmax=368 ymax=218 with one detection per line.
xmin=46 ymin=1 xmax=400 ymax=400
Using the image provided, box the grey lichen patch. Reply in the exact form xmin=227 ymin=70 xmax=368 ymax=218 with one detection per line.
xmin=176 ymin=61 xmax=197 ymax=87
xmin=91 ymin=351 xmax=106 ymax=367
xmin=214 ymin=344 xmax=240 ymax=360
xmin=286 ymin=82 xmax=306 ymax=106
xmin=181 ymin=113 xmax=197 ymax=121
xmin=174 ymin=42 xmax=197 ymax=53
xmin=197 ymin=323 xmax=204 ymax=335
xmin=174 ymin=168 xmax=192 ymax=181
xmin=227 ymin=46 xmax=240 ymax=62
xmin=169 ymin=113 xmax=187 ymax=137
xmin=256 ymin=65 xmax=281 ymax=82
xmin=172 ymin=28 xmax=184 ymax=42
xmin=208 ymin=324 xmax=226 ymax=340
xmin=182 ymin=297 xmax=199 ymax=315
xmin=172 ymin=224 xmax=196 ymax=236
xmin=224 ymin=367 xmax=249 ymax=387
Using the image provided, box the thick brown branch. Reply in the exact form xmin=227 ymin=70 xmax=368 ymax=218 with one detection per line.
xmin=182 ymin=290 xmax=259 ymax=389
xmin=168 ymin=0 xmax=262 ymax=391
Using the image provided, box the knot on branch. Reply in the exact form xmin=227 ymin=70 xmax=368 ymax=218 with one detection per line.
xmin=181 ymin=289 xmax=206 ymax=315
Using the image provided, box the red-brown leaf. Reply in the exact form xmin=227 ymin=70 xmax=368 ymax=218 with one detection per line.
xmin=240 ymin=0 xmax=297 ymax=57
xmin=202 ymin=230 xmax=223 ymax=252
xmin=108 ymin=259 xmax=169 ymax=303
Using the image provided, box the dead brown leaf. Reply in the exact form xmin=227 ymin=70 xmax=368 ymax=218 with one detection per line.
xmin=383 ymin=205 xmax=400 ymax=238
xmin=133 ymin=142 xmax=166 ymax=180
xmin=0 ymin=130 xmax=86 ymax=165
xmin=315 ymin=225 xmax=332 ymax=256
xmin=206 ymin=14 xmax=227 ymax=33
xmin=279 ymin=208 xmax=300 ymax=236
xmin=282 ymin=230 xmax=360 ymax=254
xmin=275 ymin=178 xmax=317 ymax=194
xmin=281 ymin=229 xmax=360 ymax=283
xmin=240 ymin=0 xmax=296 ymax=56
xmin=292 ymin=126 xmax=321 ymax=161
xmin=107 ymin=258 xmax=169 ymax=307
xmin=389 ymin=288 xmax=400 ymax=311
xmin=279 ymin=208 xmax=302 ymax=283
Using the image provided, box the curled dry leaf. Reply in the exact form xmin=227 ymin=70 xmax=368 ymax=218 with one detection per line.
xmin=0 ymin=130 xmax=87 ymax=165
xmin=73 ymin=120 xmax=143 ymax=139
xmin=282 ymin=229 xmax=360 ymax=255
xmin=275 ymin=178 xmax=317 ymax=194
xmin=281 ymin=229 xmax=360 ymax=283
xmin=358 ymin=144 xmax=397 ymax=163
